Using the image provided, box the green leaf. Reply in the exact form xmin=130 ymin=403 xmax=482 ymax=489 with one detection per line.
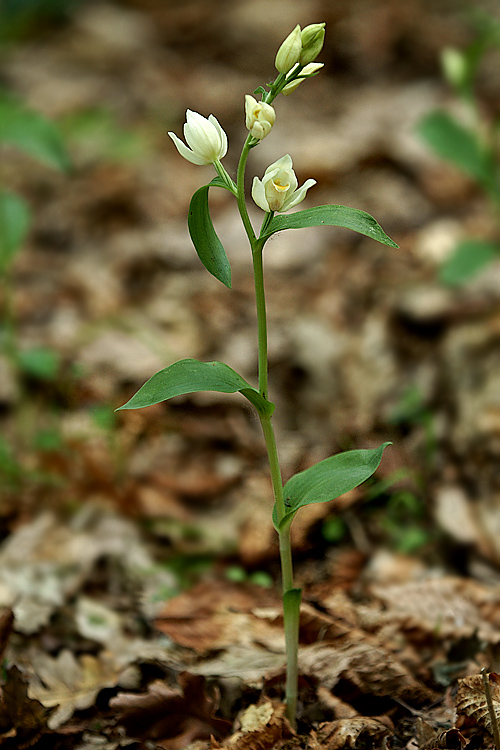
xmin=273 ymin=442 xmax=391 ymax=530
xmin=116 ymin=358 xmax=274 ymax=416
xmin=0 ymin=94 xmax=71 ymax=172
xmin=417 ymin=110 xmax=491 ymax=185
xmin=439 ymin=238 xmax=498 ymax=286
xmin=261 ymin=205 xmax=398 ymax=247
xmin=188 ymin=181 xmax=231 ymax=288
xmin=18 ymin=347 xmax=60 ymax=380
xmin=0 ymin=190 xmax=31 ymax=271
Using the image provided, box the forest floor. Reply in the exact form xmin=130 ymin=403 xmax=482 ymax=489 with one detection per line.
xmin=2 ymin=0 xmax=500 ymax=748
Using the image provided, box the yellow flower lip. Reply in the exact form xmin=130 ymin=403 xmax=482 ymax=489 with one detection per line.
xmin=273 ymin=180 xmax=290 ymax=193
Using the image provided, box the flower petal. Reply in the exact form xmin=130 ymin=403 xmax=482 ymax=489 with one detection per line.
xmin=184 ymin=110 xmax=220 ymax=163
xmin=168 ymin=132 xmax=207 ymax=165
xmin=251 ymin=176 xmax=270 ymax=212
xmin=208 ymin=115 xmax=227 ymax=158
xmin=281 ymin=178 xmax=316 ymax=211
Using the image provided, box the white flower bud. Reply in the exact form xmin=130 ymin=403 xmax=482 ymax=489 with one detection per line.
xmin=245 ymin=95 xmax=276 ymax=140
xmin=251 ymin=154 xmax=316 ymax=213
xmin=300 ymin=23 xmax=325 ymax=65
xmin=281 ymin=63 xmax=324 ymax=95
xmin=168 ymin=109 xmax=227 ymax=165
xmin=275 ymin=25 xmax=302 ymax=74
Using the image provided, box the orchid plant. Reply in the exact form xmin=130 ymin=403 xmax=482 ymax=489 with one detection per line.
xmin=118 ymin=23 xmax=397 ymax=727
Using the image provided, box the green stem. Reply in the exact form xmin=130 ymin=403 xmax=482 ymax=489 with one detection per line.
xmin=252 ymin=245 xmax=269 ymax=401
xmin=236 ymin=136 xmax=256 ymax=245
xmin=236 ymin=129 xmax=299 ymax=728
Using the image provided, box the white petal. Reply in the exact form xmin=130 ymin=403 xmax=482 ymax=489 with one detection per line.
xmin=208 ymin=115 xmax=227 ymax=158
xmin=268 ymin=154 xmax=293 ymax=174
xmin=251 ymin=176 xmax=270 ymax=212
xmin=184 ymin=111 xmax=220 ymax=162
xmin=261 ymin=167 xmax=280 ymax=188
xmin=168 ymin=132 xmax=208 ymax=165
xmin=281 ymin=178 xmax=316 ymax=211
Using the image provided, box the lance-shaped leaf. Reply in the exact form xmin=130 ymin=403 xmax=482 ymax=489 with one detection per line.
xmin=117 ymin=358 xmax=274 ymax=416
xmin=418 ymin=110 xmax=492 ymax=187
xmin=273 ymin=442 xmax=391 ymax=530
xmin=260 ymin=205 xmax=398 ymax=247
xmin=439 ymin=238 xmax=498 ymax=286
xmin=0 ymin=95 xmax=71 ymax=172
xmin=188 ymin=179 xmax=231 ymax=288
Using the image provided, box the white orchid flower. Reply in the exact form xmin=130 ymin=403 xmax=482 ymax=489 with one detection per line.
xmin=251 ymin=154 xmax=316 ymax=213
xmin=245 ymin=95 xmax=276 ymax=140
xmin=168 ymin=109 xmax=228 ymax=165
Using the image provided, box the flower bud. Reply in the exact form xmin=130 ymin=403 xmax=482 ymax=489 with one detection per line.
xmin=168 ymin=110 xmax=227 ymax=165
xmin=245 ymin=95 xmax=276 ymax=140
xmin=441 ymin=47 xmax=467 ymax=90
xmin=299 ymin=22 xmax=325 ymax=65
xmin=281 ymin=62 xmax=324 ymax=95
xmin=275 ymin=24 xmax=302 ymax=74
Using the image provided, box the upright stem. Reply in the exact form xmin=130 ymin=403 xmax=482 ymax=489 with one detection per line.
xmin=252 ymin=245 xmax=269 ymax=401
xmin=253 ymin=248 xmax=298 ymax=728
xmin=236 ymin=133 xmax=299 ymax=728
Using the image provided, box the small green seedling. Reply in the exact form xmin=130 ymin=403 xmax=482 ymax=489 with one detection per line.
xmin=117 ymin=23 xmax=397 ymax=726
xmin=418 ymin=11 xmax=500 ymax=286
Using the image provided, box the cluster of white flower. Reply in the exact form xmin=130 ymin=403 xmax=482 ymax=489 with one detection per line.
xmin=168 ymin=22 xmax=325 ymax=214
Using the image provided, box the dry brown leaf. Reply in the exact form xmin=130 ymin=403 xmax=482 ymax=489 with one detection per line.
xmin=0 ymin=666 xmax=49 ymax=742
xmin=371 ymin=576 xmax=499 ymax=641
xmin=154 ymin=579 xmax=281 ymax=653
xmin=455 ymin=672 xmax=500 ymax=735
xmin=310 ymin=717 xmax=392 ymax=750
xmin=28 ymin=649 xmax=120 ymax=729
xmin=299 ymin=640 xmax=437 ymax=706
xmin=415 ymin=718 xmax=467 ymax=750
xmin=110 ymin=672 xmax=231 ymax=749
xmin=223 ymin=700 xmax=291 ymax=749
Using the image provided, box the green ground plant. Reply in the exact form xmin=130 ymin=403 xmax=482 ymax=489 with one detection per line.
xmin=418 ymin=10 xmax=500 ymax=286
xmin=0 ymin=91 xmax=70 ymax=490
xmin=117 ymin=24 xmax=397 ymax=726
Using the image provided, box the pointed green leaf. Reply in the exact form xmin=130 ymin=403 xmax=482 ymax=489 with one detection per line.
xmin=261 ymin=205 xmax=398 ymax=247
xmin=188 ymin=182 xmax=231 ymax=288
xmin=117 ymin=358 xmax=274 ymax=416
xmin=0 ymin=95 xmax=71 ymax=172
xmin=418 ymin=110 xmax=491 ymax=186
xmin=439 ymin=238 xmax=498 ymax=286
xmin=0 ymin=190 xmax=31 ymax=272
xmin=273 ymin=442 xmax=391 ymax=530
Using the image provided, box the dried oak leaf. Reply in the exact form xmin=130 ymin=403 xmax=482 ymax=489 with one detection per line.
xmin=28 ymin=649 xmax=120 ymax=730
xmin=310 ymin=717 xmax=392 ymax=750
xmin=455 ymin=672 xmax=500 ymax=735
xmin=110 ymin=672 xmax=231 ymax=750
